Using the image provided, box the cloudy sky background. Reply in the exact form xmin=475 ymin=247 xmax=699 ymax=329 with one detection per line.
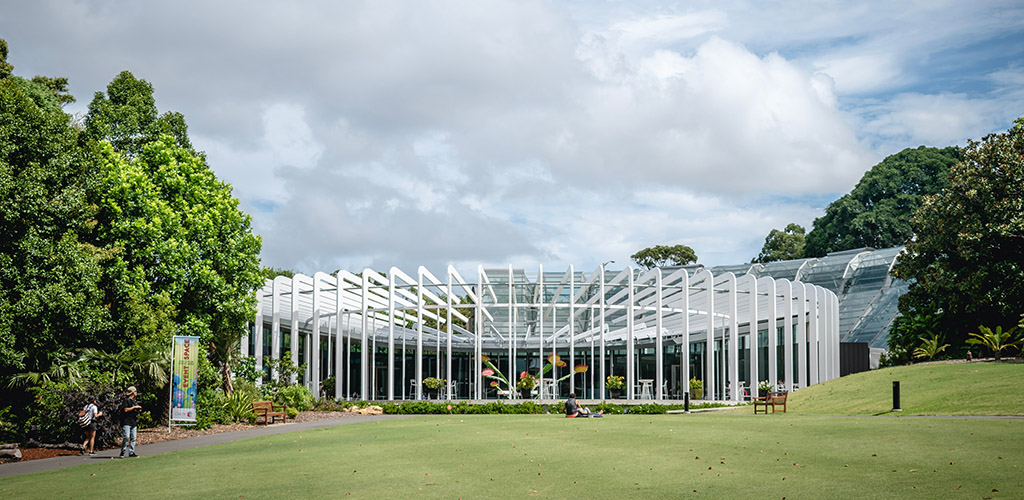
xmin=3 ymin=1 xmax=1023 ymax=276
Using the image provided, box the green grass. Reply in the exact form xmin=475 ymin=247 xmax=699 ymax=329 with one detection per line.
xmin=3 ymin=362 xmax=1023 ymax=499
xmin=2 ymin=414 xmax=1022 ymax=499
xmin=776 ymin=361 xmax=1024 ymax=415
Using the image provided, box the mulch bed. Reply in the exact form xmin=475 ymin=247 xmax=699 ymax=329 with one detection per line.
xmin=6 ymin=411 xmax=360 ymax=463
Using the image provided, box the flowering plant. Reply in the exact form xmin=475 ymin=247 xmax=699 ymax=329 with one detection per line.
xmin=482 ymin=354 xmax=588 ymax=394
xmin=605 ymin=375 xmax=625 ymax=390
xmin=757 ymin=380 xmax=773 ymax=392
xmin=423 ymin=377 xmax=445 ymax=390
xmin=517 ymin=371 xmax=537 ymax=390
xmin=481 ymin=355 xmax=512 ymax=392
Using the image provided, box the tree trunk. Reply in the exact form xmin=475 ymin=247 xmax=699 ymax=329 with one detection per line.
xmin=222 ymin=364 xmax=234 ymax=396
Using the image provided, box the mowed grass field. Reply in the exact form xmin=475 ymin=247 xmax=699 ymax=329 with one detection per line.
xmin=779 ymin=361 xmax=1024 ymax=416
xmin=2 ymin=362 xmax=1022 ymax=499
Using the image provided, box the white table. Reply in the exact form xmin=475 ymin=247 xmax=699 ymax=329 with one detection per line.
xmin=639 ymin=379 xmax=653 ymax=399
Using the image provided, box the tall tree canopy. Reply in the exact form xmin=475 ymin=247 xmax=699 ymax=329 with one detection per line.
xmin=803 ymin=146 xmax=962 ymax=257
xmin=631 ymin=244 xmax=698 ymax=269
xmin=753 ymin=223 xmax=806 ymax=263
xmin=891 ymin=119 xmax=1024 ymax=348
xmin=0 ymin=50 xmax=109 ymax=374
xmin=84 ymin=70 xmax=192 ymax=157
xmin=92 ymin=137 xmax=263 ymax=350
xmin=0 ymin=41 xmax=264 ymax=438
xmin=83 ymin=71 xmax=262 ymax=358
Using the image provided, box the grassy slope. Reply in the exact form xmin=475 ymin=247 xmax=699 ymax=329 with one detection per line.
xmin=782 ymin=361 xmax=1024 ymax=416
xmin=1 ymin=415 xmax=1021 ymax=499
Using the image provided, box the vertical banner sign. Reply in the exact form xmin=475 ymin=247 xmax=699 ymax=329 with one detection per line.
xmin=171 ymin=336 xmax=200 ymax=422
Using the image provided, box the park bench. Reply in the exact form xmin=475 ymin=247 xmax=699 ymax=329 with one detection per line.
xmin=252 ymin=401 xmax=287 ymax=424
xmin=753 ymin=391 xmax=788 ymax=414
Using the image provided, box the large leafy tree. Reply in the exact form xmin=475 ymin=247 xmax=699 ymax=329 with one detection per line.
xmin=84 ymin=71 xmax=263 ymax=394
xmin=0 ymin=42 xmax=110 ymax=376
xmin=84 ymin=70 xmax=192 ymax=157
xmin=92 ymin=138 xmax=263 ymax=393
xmin=891 ymin=119 xmax=1024 ymax=349
xmin=631 ymin=244 xmax=698 ymax=269
xmin=753 ymin=223 xmax=806 ymax=263
xmin=804 ymin=146 xmax=962 ymax=257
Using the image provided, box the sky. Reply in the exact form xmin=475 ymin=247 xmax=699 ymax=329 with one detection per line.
xmin=3 ymin=0 xmax=1023 ymax=276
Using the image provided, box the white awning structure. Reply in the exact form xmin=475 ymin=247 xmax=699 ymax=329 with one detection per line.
xmin=244 ymin=264 xmax=839 ymax=402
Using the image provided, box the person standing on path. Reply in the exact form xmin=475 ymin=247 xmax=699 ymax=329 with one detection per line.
xmin=80 ymin=396 xmax=102 ymax=455
xmin=119 ymin=386 xmax=142 ymax=458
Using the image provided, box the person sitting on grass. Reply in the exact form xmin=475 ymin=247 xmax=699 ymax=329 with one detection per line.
xmin=565 ymin=393 xmax=602 ymax=418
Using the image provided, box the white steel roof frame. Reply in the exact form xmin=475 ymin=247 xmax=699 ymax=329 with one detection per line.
xmin=246 ymin=264 xmax=838 ymax=402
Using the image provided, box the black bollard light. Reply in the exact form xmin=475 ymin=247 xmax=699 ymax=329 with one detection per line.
xmin=892 ymin=381 xmax=902 ymax=412
xmin=684 ymin=391 xmax=690 ymax=413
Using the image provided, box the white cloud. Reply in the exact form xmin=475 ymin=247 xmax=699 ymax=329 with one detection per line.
xmin=557 ymin=36 xmax=872 ymax=193
xmin=194 ymin=102 xmax=322 ymax=209
xmin=609 ymin=11 xmax=726 ymax=50
xmin=814 ymin=53 xmax=903 ymax=95
xmin=3 ymin=0 xmax=1022 ymax=275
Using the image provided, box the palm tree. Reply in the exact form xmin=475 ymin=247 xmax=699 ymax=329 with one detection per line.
xmin=966 ymin=325 xmax=1022 ymax=361
xmin=5 ymin=350 xmax=85 ymax=388
xmin=82 ymin=345 xmax=170 ymax=390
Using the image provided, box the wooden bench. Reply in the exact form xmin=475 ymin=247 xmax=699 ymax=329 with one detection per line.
xmin=252 ymin=401 xmax=287 ymax=424
xmin=753 ymin=391 xmax=788 ymax=414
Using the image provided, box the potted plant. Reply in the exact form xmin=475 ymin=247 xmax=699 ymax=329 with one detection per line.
xmin=689 ymin=377 xmax=703 ymax=400
xmin=517 ymin=372 xmax=536 ymax=399
xmin=605 ymin=375 xmax=625 ymax=398
xmin=423 ymin=377 xmax=444 ymax=398
xmin=757 ymin=380 xmax=773 ymax=399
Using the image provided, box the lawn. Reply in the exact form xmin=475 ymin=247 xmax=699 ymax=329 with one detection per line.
xmin=2 ymin=413 xmax=1022 ymax=499
xmin=776 ymin=361 xmax=1024 ymax=416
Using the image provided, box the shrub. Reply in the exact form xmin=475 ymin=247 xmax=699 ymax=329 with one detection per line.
xmin=195 ymin=388 xmax=231 ymax=430
xmin=320 ymin=376 xmax=336 ymax=397
xmin=57 ymin=383 xmax=123 ymax=448
xmin=223 ymin=390 xmax=256 ymax=423
xmin=233 ymin=357 xmax=263 ymax=384
xmin=276 ymin=384 xmax=315 ymax=411
xmin=137 ymin=411 xmax=156 ymax=429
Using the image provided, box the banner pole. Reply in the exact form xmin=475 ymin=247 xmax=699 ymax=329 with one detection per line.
xmin=168 ymin=337 xmax=174 ymax=433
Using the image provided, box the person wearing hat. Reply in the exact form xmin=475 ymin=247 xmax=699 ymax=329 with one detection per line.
xmin=119 ymin=386 xmax=142 ymax=458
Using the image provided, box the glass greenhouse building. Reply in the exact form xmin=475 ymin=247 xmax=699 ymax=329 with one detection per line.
xmin=242 ymin=250 xmax=904 ymax=402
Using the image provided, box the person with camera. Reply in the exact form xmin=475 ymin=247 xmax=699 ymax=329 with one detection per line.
xmin=119 ymin=386 xmax=142 ymax=458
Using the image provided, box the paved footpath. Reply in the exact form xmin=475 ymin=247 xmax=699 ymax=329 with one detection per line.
xmin=0 ymin=414 xmax=412 ymax=479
